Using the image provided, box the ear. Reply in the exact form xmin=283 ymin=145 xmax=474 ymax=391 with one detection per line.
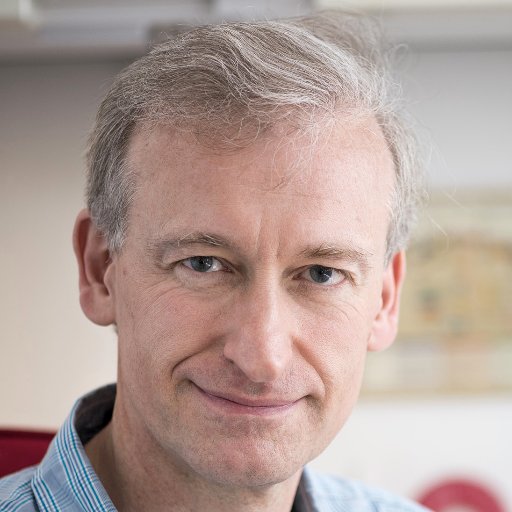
xmin=367 ymin=250 xmax=406 ymax=352
xmin=73 ymin=208 xmax=116 ymax=326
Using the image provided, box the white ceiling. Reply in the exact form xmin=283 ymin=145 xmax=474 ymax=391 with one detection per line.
xmin=1 ymin=0 xmax=511 ymax=62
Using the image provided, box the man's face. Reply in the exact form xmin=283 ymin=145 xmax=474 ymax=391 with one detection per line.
xmin=100 ymin=117 xmax=398 ymax=487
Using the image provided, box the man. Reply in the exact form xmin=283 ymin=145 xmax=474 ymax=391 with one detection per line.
xmin=1 ymin=11 xmax=427 ymax=512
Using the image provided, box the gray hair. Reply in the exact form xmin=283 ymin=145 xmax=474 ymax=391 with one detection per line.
xmin=86 ymin=11 xmax=424 ymax=263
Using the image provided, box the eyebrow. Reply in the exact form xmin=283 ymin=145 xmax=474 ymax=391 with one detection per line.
xmin=147 ymin=232 xmax=233 ymax=260
xmin=299 ymin=243 xmax=373 ymax=271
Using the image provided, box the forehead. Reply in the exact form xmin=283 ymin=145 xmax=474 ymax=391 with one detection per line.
xmin=128 ymin=116 xmax=393 ymax=190
xmin=126 ymin=116 xmax=395 ymax=258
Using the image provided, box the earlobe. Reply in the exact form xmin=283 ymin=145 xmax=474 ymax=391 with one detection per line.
xmin=73 ymin=209 xmax=116 ymax=326
xmin=367 ymin=250 xmax=406 ymax=352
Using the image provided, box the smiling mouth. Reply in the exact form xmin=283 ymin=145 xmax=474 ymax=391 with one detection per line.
xmin=193 ymin=383 xmax=302 ymax=416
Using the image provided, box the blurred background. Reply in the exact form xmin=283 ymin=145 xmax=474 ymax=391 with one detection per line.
xmin=1 ymin=0 xmax=511 ymax=509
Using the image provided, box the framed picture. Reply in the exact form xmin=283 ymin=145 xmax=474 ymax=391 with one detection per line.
xmin=361 ymin=190 xmax=512 ymax=397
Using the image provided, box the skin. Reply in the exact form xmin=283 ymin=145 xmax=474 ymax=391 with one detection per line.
xmin=75 ymin=116 xmax=405 ymax=512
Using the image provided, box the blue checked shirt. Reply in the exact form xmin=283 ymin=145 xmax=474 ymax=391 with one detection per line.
xmin=1 ymin=385 xmax=430 ymax=512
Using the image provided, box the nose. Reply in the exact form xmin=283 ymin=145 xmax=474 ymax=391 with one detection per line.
xmin=223 ymin=283 xmax=293 ymax=383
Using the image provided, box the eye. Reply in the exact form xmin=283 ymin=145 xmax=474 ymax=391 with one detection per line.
xmin=300 ymin=265 xmax=346 ymax=286
xmin=182 ymin=256 xmax=225 ymax=273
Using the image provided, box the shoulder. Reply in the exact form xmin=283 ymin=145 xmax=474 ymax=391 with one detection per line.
xmin=302 ymin=467 xmax=431 ymax=512
xmin=0 ymin=466 xmax=39 ymax=511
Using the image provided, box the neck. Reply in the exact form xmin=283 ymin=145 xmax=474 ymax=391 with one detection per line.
xmin=84 ymin=406 xmax=302 ymax=512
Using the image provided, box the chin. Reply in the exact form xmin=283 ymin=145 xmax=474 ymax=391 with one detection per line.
xmin=175 ymin=434 xmax=311 ymax=489
xmin=191 ymin=454 xmax=304 ymax=489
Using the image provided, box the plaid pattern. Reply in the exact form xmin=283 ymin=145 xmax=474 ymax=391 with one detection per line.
xmin=299 ymin=470 xmax=431 ymax=512
xmin=0 ymin=387 xmax=116 ymax=512
xmin=0 ymin=386 xmax=429 ymax=512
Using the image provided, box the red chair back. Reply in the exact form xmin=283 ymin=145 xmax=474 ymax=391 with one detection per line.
xmin=0 ymin=429 xmax=55 ymax=478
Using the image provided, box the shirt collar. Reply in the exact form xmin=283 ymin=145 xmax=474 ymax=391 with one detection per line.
xmin=32 ymin=385 xmax=117 ymax=512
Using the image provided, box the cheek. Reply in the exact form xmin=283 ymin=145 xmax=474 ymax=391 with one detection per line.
xmin=289 ymin=307 xmax=370 ymax=455
xmin=298 ymin=299 xmax=372 ymax=403
xmin=116 ymin=278 xmax=227 ymax=385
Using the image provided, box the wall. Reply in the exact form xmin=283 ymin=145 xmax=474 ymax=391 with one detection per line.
xmin=0 ymin=49 xmax=511 ymax=505
xmin=0 ymin=61 xmax=125 ymax=427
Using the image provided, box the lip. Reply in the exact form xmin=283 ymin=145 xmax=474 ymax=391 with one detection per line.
xmin=193 ymin=383 xmax=302 ymax=416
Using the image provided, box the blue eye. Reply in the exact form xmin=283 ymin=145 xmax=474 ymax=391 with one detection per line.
xmin=309 ymin=266 xmax=332 ymax=283
xmin=183 ymin=256 xmax=224 ymax=273
xmin=301 ymin=265 xmax=346 ymax=285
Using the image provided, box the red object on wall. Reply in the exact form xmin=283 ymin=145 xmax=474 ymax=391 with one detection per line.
xmin=0 ymin=429 xmax=55 ymax=478
xmin=418 ymin=479 xmax=506 ymax=512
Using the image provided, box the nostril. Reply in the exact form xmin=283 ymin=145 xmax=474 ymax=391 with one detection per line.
xmin=223 ymin=332 xmax=293 ymax=383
